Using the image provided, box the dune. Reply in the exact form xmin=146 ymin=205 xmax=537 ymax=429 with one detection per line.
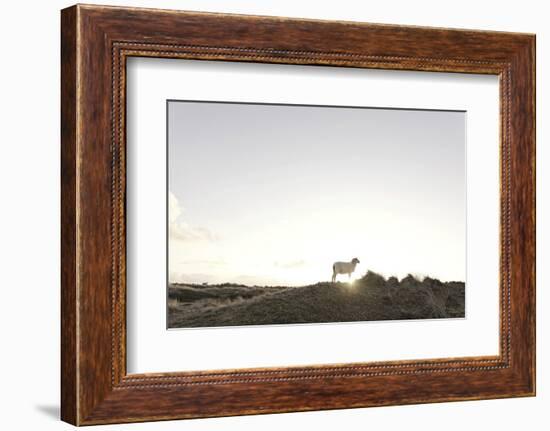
xmin=167 ymin=271 xmax=465 ymax=329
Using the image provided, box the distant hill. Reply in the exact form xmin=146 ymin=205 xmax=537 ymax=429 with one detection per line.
xmin=168 ymin=271 xmax=465 ymax=329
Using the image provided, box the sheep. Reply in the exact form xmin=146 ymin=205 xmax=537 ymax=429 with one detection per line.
xmin=332 ymin=258 xmax=360 ymax=282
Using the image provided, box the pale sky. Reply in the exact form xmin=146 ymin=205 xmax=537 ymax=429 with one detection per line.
xmin=168 ymin=101 xmax=465 ymax=286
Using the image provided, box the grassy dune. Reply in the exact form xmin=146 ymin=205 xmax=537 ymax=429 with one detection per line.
xmin=167 ymin=271 xmax=465 ymax=329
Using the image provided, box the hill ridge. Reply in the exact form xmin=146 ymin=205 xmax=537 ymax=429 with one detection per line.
xmin=168 ymin=271 xmax=465 ymax=328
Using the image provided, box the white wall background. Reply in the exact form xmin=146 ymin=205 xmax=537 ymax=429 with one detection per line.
xmin=0 ymin=1 xmax=546 ymax=429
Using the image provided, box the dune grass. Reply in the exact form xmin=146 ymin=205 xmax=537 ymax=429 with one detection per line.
xmin=168 ymin=271 xmax=465 ymax=329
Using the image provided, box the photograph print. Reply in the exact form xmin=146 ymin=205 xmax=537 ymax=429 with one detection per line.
xmin=167 ymin=100 xmax=466 ymax=329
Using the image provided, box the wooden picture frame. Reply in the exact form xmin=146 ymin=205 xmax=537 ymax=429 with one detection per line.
xmin=61 ymin=4 xmax=535 ymax=425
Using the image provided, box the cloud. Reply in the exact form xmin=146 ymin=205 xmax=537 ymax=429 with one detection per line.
xmin=170 ymin=223 xmax=219 ymax=242
xmin=168 ymin=191 xmax=182 ymax=224
xmin=169 ymin=192 xmax=219 ymax=242
xmin=179 ymin=259 xmax=227 ymax=266
xmin=274 ymin=259 xmax=307 ymax=269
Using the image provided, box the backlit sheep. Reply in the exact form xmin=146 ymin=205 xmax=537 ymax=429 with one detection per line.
xmin=332 ymin=258 xmax=360 ymax=282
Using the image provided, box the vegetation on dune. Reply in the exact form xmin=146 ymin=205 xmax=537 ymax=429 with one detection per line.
xmin=168 ymin=271 xmax=465 ymax=329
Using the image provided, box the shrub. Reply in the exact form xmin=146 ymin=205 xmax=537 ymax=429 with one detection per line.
xmin=400 ymin=274 xmax=421 ymax=288
xmin=387 ymin=276 xmax=399 ymax=287
xmin=422 ymin=276 xmax=444 ymax=288
xmin=361 ymin=270 xmax=386 ymax=287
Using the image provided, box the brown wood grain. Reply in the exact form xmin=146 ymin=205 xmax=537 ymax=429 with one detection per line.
xmin=61 ymin=4 xmax=535 ymax=425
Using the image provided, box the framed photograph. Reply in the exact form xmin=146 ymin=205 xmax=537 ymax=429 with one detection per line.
xmin=165 ymin=100 xmax=467 ymax=329
xmin=61 ymin=4 xmax=535 ymax=425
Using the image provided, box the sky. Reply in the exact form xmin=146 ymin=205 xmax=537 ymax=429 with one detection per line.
xmin=168 ymin=101 xmax=465 ymax=286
